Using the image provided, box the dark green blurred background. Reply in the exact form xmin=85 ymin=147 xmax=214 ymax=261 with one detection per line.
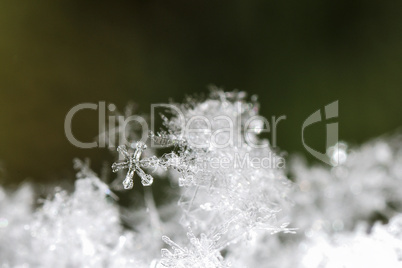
xmin=0 ymin=0 xmax=401 ymax=185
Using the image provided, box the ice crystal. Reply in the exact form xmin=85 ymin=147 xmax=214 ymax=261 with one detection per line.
xmin=300 ymin=214 xmax=402 ymax=268
xmin=0 ymin=170 xmax=163 ymax=267
xmin=3 ymin=90 xmax=402 ymax=267
xmin=226 ymin=133 xmax=402 ymax=267
xmin=156 ymin=89 xmax=294 ymax=245
xmin=111 ymin=89 xmax=294 ymax=264
xmin=112 ymin=142 xmax=154 ymax=189
xmin=291 ymin=135 xmax=402 ymax=233
xmin=158 ymin=228 xmax=230 ymax=268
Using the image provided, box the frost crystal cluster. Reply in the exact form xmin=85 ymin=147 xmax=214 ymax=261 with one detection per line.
xmin=1 ymin=89 xmax=402 ymax=267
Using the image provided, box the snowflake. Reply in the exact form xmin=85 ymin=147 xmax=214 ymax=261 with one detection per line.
xmin=158 ymin=228 xmax=230 ymax=268
xmin=111 ymin=142 xmax=154 ymax=189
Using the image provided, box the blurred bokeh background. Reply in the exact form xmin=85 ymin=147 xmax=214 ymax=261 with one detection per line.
xmin=0 ymin=0 xmax=401 ymax=185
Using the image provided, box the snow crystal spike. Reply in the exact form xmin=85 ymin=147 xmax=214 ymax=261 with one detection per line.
xmin=112 ymin=142 xmax=154 ymax=189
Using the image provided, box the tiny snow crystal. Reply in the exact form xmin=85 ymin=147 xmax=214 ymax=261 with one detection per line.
xmin=112 ymin=142 xmax=154 ymax=189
